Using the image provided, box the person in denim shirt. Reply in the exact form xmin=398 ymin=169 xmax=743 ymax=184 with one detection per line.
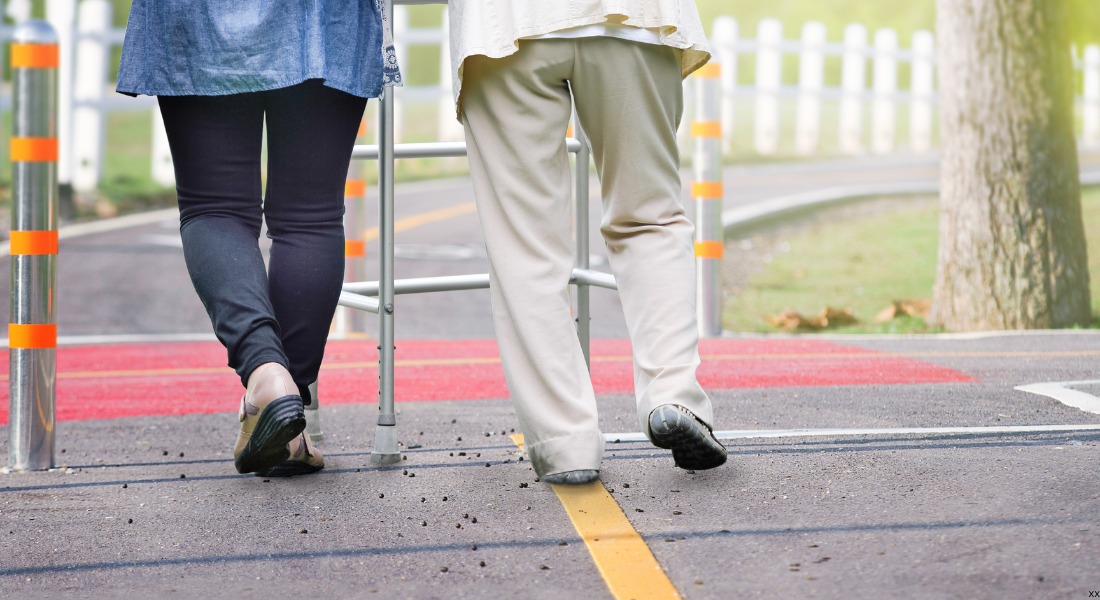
xmin=117 ymin=1 xmax=400 ymax=477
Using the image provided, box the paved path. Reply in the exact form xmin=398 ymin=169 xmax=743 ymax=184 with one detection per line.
xmin=2 ymin=332 xmax=1099 ymax=598
xmin=2 ymin=156 xmax=1100 ymax=598
xmin=5 ymin=152 xmax=1099 ymax=340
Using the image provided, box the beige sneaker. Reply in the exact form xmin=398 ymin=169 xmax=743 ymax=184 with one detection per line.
xmin=232 ymin=362 xmax=306 ymax=474
xmin=257 ymin=431 xmax=325 ymax=477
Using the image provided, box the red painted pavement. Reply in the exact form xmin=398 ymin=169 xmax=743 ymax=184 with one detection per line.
xmin=0 ymin=338 xmax=973 ymax=424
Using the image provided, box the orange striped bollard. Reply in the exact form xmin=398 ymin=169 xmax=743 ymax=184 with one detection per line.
xmin=335 ymin=118 xmax=369 ymax=338
xmin=692 ymin=61 xmax=725 ymax=337
xmin=8 ymin=20 xmax=60 ymax=471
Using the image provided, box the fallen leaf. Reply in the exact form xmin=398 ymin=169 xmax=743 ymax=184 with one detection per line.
xmin=874 ymin=299 xmax=931 ymax=323
xmin=767 ymin=306 xmax=858 ymax=331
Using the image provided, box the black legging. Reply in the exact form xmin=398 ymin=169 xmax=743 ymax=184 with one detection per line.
xmin=158 ymin=79 xmax=368 ymax=403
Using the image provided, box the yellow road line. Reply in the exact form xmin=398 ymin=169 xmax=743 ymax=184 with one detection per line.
xmin=361 ymin=201 xmax=477 ymax=242
xmin=511 ymin=434 xmax=681 ymax=600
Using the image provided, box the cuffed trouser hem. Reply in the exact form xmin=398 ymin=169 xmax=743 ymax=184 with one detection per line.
xmin=525 ymin=430 xmax=606 ymax=478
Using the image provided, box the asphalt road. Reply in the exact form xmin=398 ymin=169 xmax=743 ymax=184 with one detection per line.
xmin=2 ymin=155 xmax=1100 ymax=599
xmin=0 ymin=155 xmax=951 ymax=341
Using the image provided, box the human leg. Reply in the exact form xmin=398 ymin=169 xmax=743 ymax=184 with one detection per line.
xmin=262 ymin=80 xmax=367 ymax=404
xmin=460 ymin=43 xmax=605 ymax=478
xmin=570 ymin=38 xmax=725 ymax=468
xmin=158 ymin=94 xmax=305 ymax=474
xmin=158 ymin=94 xmax=289 ymax=381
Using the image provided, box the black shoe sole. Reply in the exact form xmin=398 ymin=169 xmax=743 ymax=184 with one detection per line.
xmin=235 ymin=395 xmax=306 ymax=474
xmin=649 ymin=405 xmax=728 ymax=471
xmin=256 ymin=460 xmax=324 ymax=478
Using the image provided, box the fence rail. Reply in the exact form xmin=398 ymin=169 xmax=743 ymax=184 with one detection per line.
xmin=5 ymin=0 xmax=1100 ymax=191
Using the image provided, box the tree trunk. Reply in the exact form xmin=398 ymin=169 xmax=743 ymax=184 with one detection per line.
xmin=931 ymin=0 xmax=1090 ymax=330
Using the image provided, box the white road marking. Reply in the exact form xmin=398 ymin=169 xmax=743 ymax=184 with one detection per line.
xmin=606 ymin=423 xmax=1100 ymax=443
xmin=136 ymin=233 xmax=184 ymax=248
xmin=1015 ymin=380 xmax=1100 ymax=415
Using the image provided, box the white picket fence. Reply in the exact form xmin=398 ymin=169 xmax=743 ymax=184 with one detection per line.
xmin=10 ymin=0 xmax=1100 ymax=191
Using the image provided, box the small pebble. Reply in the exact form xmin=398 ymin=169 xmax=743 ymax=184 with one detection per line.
xmin=122 ymin=484 xmax=127 ymax=489
xmin=442 ymin=496 xmax=448 ymax=501
xmin=471 ymin=517 xmax=478 ymax=523
xmin=299 ymin=529 xmax=308 ymax=534
xmin=409 ymin=473 xmax=416 ymax=478
xmin=635 ymin=508 xmax=644 ymax=513
xmin=479 ymin=561 xmax=486 ymax=567
xmin=379 ymin=493 xmax=385 ymax=499
xmin=421 ymin=521 xmax=427 ymax=527
xmin=673 ymin=511 xmax=682 ymax=515
xmin=440 ymin=567 xmax=448 ymax=573
xmin=472 ymin=544 xmax=478 ymax=551
xmin=519 ymin=482 xmax=529 ymax=488
xmin=539 ymin=565 xmax=550 ymax=571
xmin=127 ymin=519 xmax=133 ymax=524
xmin=623 ymin=483 xmax=630 ymax=488
xmin=180 ymin=474 xmax=186 ymax=479
xmin=179 ymin=452 xmax=184 ymax=457
xmin=162 ymin=451 xmax=168 ymax=456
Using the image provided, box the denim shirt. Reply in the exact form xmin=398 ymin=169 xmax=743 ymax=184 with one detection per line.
xmin=116 ymin=0 xmax=402 ymax=98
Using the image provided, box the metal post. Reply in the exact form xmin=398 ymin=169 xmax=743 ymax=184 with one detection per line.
xmin=8 ymin=20 xmax=60 ymax=471
xmin=305 ymin=380 xmax=323 ymax=442
xmin=371 ymin=0 xmax=400 ymax=465
xmin=692 ymin=61 xmax=724 ymax=337
xmin=572 ymin=117 xmax=593 ymax=368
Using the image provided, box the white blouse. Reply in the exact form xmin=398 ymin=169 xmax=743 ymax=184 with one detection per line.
xmin=447 ymin=0 xmax=712 ymax=112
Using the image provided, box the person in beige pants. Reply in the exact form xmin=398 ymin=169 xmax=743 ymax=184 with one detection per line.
xmin=452 ymin=3 xmax=727 ymax=485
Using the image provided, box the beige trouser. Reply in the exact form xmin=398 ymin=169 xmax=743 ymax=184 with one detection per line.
xmin=459 ymin=37 xmax=715 ymax=477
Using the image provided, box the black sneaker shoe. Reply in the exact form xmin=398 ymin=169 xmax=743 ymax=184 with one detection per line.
xmin=648 ymin=404 xmax=727 ymax=470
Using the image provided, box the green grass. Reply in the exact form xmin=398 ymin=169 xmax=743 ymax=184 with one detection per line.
xmin=723 ymin=188 xmax=1100 ymax=333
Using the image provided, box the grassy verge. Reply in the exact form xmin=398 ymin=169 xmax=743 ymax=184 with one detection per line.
xmin=722 ymin=188 xmax=1100 ymax=333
